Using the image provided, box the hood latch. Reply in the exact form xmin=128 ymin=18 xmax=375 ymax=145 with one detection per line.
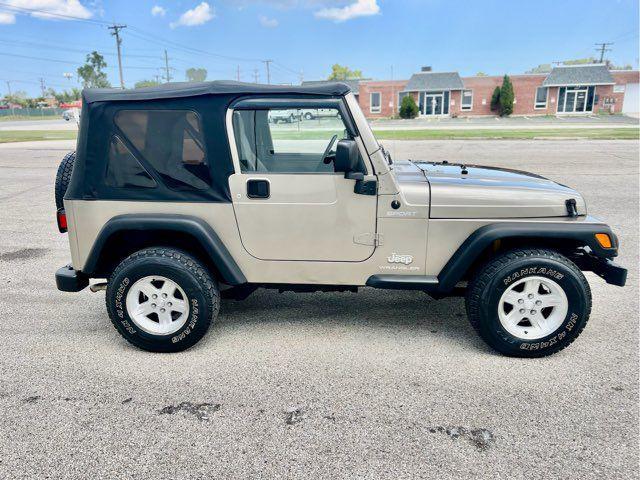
xmin=565 ymin=199 xmax=578 ymax=217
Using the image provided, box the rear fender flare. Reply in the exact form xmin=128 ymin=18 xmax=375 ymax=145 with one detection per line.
xmin=82 ymin=214 xmax=246 ymax=285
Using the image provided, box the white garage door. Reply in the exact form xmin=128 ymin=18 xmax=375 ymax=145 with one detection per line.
xmin=622 ymin=83 xmax=639 ymax=115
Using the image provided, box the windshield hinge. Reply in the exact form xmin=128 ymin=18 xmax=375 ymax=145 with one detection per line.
xmin=354 ymin=233 xmax=383 ymax=246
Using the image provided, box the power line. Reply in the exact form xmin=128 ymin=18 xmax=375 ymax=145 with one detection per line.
xmin=595 ymin=42 xmax=614 ymax=63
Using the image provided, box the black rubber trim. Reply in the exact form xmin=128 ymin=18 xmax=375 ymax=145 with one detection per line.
xmin=56 ymin=265 xmax=89 ymax=292
xmin=82 ymin=214 xmax=246 ymax=285
xmin=575 ymin=254 xmax=627 ymax=287
xmin=366 ymin=274 xmax=439 ymax=290
xmin=437 ymin=222 xmax=620 ymax=292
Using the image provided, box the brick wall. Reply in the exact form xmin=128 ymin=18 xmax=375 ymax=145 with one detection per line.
xmin=358 ymin=81 xmax=408 ymax=118
xmin=356 ymin=71 xmax=639 ymax=118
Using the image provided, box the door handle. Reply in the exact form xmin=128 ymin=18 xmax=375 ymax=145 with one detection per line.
xmin=246 ymin=179 xmax=270 ymax=199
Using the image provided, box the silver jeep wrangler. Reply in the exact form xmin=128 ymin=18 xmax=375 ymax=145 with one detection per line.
xmin=54 ymin=81 xmax=627 ymax=356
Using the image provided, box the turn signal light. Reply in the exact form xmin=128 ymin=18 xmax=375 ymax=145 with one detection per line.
xmin=595 ymin=233 xmax=612 ymax=249
xmin=56 ymin=208 xmax=68 ymax=233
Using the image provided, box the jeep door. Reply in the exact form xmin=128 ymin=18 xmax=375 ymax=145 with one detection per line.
xmin=228 ymin=98 xmax=377 ymax=262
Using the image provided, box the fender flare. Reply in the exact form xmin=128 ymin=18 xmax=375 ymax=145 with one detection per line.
xmin=437 ymin=222 xmax=618 ymax=292
xmin=82 ymin=214 xmax=247 ymax=285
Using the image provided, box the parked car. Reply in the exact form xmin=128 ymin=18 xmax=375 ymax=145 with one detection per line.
xmin=268 ymin=109 xmax=300 ymax=123
xmin=54 ymin=81 xmax=626 ymax=356
xmin=300 ymin=108 xmax=340 ymax=120
xmin=62 ymin=108 xmax=79 ymax=122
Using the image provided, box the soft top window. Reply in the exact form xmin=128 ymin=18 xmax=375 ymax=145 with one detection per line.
xmin=105 ymin=135 xmax=157 ymax=189
xmin=114 ymin=110 xmax=211 ymax=191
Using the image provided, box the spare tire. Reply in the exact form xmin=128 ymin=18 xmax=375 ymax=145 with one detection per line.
xmin=55 ymin=151 xmax=75 ymax=210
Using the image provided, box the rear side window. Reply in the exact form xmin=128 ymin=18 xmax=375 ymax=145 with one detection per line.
xmin=105 ymin=135 xmax=157 ymax=189
xmin=114 ymin=110 xmax=210 ymax=190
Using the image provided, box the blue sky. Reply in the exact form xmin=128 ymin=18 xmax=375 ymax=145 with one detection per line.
xmin=0 ymin=0 xmax=638 ymax=96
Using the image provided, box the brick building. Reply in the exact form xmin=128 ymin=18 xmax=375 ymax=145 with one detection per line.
xmin=353 ymin=64 xmax=639 ymax=118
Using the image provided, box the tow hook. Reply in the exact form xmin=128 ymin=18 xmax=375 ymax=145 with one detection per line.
xmin=89 ymin=282 xmax=108 ymax=293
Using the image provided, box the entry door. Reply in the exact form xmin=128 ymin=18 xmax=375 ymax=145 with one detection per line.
xmin=229 ymin=105 xmax=377 ymax=262
xmin=425 ymin=94 xmax=443 ymax=115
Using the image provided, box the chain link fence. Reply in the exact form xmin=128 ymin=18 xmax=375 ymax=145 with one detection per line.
xmin=0 ymin=107 xmax=65 ymax=119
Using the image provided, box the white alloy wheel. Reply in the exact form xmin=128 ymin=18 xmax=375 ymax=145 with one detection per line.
xmin=498 ymin=276 xmax=568 ymax=340
xmin=126 ymin=275 xmax=190 ymax=335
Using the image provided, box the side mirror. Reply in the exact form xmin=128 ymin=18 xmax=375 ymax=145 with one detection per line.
xmin=334 ymin=139 xmax=361 ymax=178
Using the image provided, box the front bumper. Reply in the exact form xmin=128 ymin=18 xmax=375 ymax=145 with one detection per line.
xmin=575 ymin=253 xmax=627 ymax=287
xmin=55 ymin=265 xmax=89 ymax=292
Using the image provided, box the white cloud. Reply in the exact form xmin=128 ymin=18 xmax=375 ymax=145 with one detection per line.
xmin=170 ymin=2 xmax=215 ymax=28
xmin=314 ymin=0 xmax=379 ymax=22
xmin=151 ymin=5 xmax=166 ymax=16
xmin=259 ymin=14 xmax=278 ymax=27
xmin=0 ymin=0 xmax=93 ymax=23
xmin=0 ymin=11 xmax=16 ymax=23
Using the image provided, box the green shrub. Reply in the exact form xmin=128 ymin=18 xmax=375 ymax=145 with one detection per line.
xmin=499 ymin=75 xmax=514 ymax=116
xmin=399 ymin=95 xmax=419 ymax=119
xmin=490 ymin=86 xmax=501 ymax=112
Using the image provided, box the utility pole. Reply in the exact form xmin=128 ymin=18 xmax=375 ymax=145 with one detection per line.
xmin=163 ymin=49 xmax=172 ymax=82
xmin=299 ymin=69 xmax=304 ymax=85
xmin=39 ymin=77 xmax=46 ymax=97
xmin=253 ymin=69 xmax=259 ymax=83
xmin=390 ymin=65 xmax=395 ymax=116
xmin=236 ymin=65 xmax=240 ymax=82
xmin=108 ymin=24 xmax=127 ymax=89
xmin=262 ymin=59 xmax=273 ymax=84
xmin=595 ymin=42 xmax=613 ymax=63
xmin=5 ymin=80 xmax=14 ymax=115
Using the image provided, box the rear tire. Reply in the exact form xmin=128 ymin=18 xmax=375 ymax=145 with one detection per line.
xmin=466 ymin=248 xmax=591 ymax=357
xmin=55 ymin=151 xmax=75 ymax=210
xmin=106 ymin=248 xmax=219 ymax=352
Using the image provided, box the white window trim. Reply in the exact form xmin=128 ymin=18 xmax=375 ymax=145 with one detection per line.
xmin=370 ymin=92 xmax=382 ymax=113
xmin=460 ymin=90 xmax=473 ymax=111
xmin=534 ymin=86 xmax=548 ymax=110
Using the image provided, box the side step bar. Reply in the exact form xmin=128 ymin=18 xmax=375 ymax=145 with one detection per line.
xmin=366 ymin=275 xmax=439 ymax=290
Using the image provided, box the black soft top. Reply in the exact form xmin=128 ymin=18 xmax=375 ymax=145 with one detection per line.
xmin=82 ymin=80 xmax=351 ymax=104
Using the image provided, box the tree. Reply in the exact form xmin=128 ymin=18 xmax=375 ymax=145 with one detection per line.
xmin=525 ymin=63 xmax=553 ymax=74
xmin=327 ymin=64 xmax=363 ymax=81
xmin=499 ymin=75 xmax=514 ymax=116
xmin=47 ymin=88 xmax=82 ymax=103
xmin=77 ymin=51 xmax=111 ymax=88
xmin=134 ymin=80 xmax=160 ymax=89
xmin=4 ymin=91 xmax=28 ymax=107
xmin=476 ymin=72 xmax=488 ymax=77
xmin=399 ymin=95 xmax=419 ymax=119
xmin=186 ymin=68 xmax=207 ymax=82
xmin=490 ymin=86 xmax=500 ymax=113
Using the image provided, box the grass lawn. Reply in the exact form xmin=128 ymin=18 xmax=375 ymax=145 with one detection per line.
xmin=0 ymin=130 xmax=78 ymax=143
xmin=0 ymin=127 xmax=638 ymax=144
xmin=372 ymin=128 xmax=640 ymax=140
xmin=271 ymin=128 xmax=640 ymax=141
xmin=0 ymin=115 xmax=62 ymax=122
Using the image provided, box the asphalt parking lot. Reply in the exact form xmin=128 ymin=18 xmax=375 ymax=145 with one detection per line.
xmin=0 ymin=139 xmax=637 ymax=479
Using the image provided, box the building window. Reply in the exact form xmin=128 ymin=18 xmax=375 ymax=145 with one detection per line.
xmin=398 ymin=92 xmax=408 ymax=109
xmin=370 ymin=92 xmax=381 ymax=113
xmin=534 ymin=87 xmax=548 ymax=109
xmin=461 ymin=90 xmax=473 ymax=111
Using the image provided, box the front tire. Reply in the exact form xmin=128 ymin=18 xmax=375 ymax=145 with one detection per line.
xmin=466 ymin=248 xmax=591 ymax=357
xmin=106 ymin=248 xmax=219 ymax=352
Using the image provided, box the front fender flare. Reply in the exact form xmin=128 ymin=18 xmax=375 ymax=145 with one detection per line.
xmin=437 ymin=221 xmax=618 ymax=292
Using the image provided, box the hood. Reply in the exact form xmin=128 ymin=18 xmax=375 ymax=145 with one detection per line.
xmin=393 ymin=160 xmax=587 ymax=219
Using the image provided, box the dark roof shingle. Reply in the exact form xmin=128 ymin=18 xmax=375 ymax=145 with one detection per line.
xmin=404 ymin=72 xmax=464 ymax=91
xmin=542 ymin=65 xmax=615 ymax=86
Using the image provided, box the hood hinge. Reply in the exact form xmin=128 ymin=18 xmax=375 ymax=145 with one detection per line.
xmin=354 ymin=232 xmax=384 ymax=246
